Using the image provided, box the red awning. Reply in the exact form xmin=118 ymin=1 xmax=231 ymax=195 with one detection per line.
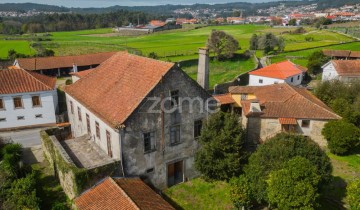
xmin=279 ymin=118 xmax=297 ymax=125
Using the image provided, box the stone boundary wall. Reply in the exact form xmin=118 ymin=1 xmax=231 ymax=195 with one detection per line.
xmin=40 ymin=129 xmax=120 ymax=200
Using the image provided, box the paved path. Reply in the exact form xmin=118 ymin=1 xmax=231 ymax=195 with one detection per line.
xmin=0 ymin=128 xmax=42 ymax=148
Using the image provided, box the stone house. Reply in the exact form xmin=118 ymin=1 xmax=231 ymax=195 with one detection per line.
xmin=14 ymin=52 xmax=116 ymax=77
xmin=322 ymin=60 xmax=360 ymax=82
xmin=64 ymin=52 xmax=212 ymax=189
xmin=248 ymin=61 xmax=307 ymax=86
xmin=214 ymin=83 xmax=341 ymax=147
xmin=0 ymin=67 xmax=58 ymax=130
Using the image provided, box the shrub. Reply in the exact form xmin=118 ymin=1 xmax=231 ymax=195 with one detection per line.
xmin=267 ymin=157 xmax=321 ymax=209
xmin=242 ymin=133 xmax=331 ymax=204
xmin=195 ymin=111 xmax=247 ymax=181
xmin=230 ymin=175 xmax=253 ymax=209
xmin=322 ymin=120 xmax=360 ymax=155
xmin=65 ymin=79 xmax=72 ymax=85
xmin=0 ymin=143 xmax=23 ymax=179
xmin=347 ymin=178 xmax=360 ymax=210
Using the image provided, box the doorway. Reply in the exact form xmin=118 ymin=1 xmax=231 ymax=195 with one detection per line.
xmin=167 ymin=160 xmax=184 ymax=187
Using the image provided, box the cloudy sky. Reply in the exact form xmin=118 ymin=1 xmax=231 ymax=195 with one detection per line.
xmin=0 ymin=0 xmax=278 ymax=8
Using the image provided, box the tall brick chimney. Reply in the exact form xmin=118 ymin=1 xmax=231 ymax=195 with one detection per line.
xmin=197 ymin=47 xmax=209 ymax=90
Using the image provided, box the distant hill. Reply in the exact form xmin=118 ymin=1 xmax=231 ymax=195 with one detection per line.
xmin=0 ymin=3 xmax=69 ymax=12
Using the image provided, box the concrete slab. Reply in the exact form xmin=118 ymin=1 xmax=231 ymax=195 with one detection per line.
xmin=0 ymin=128 xmax=42 ymax=148
xmin=60 ymin=135 xmax=115 ymax=169
xmin=23 ymin=145 xmax=44 ymax=165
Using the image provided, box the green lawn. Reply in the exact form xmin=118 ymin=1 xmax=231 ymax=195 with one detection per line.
xmin=164 ymin=178 xmax=233 ymax=210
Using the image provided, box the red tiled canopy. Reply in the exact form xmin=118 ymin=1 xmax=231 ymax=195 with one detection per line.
xmin=279 ymin=118 xmax=297 ymax=125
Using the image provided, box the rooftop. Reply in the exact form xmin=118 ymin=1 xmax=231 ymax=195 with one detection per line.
xmin=75 ymin=177 xmax=175 ymax=210
xmin=60 ymin=135 xmax=116 ymax=169
xmin=330 ymin=60 xmax=360 ymax=76
xmin=15 ymin=51 xmax=117 ymax=71
xmin=0 ymin=68 xmax=56 ymax=94
xmin=64 ymin=52 xmax=174 ymax=128
xmin=70 ymin=69 xmax=94 ymax=79
xmin=249 ymin=61 xmax=305 ymax=80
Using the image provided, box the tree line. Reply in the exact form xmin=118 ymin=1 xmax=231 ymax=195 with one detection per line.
xmin=0 ymin=10 xmax=158 ymax=34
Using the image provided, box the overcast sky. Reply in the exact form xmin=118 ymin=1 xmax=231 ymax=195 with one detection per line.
xmin=0 ymin=0 xmax=279 ymax=8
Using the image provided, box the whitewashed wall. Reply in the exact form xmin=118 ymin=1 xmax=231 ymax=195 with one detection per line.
xmin=322 ymin=62 xmax=339 ymax=81
xmin=66 ymin=93 xmax=121 ymax=160
xmin=249 ymin=73 xmax=302 ymax=86
xmin=0 ymin=90 xmax=57 ymax=129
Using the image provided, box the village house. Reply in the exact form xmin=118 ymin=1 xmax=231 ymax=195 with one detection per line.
xmin=64 ymin=51 xmax=211 ymax=189
xmin=214 ymin=83 xmax=341 ymax=147
xmin=322 ymin=49 xmax=360 ymax=60
xmin=248 ymin=61 xmax=307 ymax=86
xmin=13 ymin=52 xmax=116 ymax=77
xmin=0 ymin=67 xmax=58 ymax=130
xmin=75 ymin=177 xmax=174 ymax=210
xmin=322 ymin=60 xmax=360 ymax=82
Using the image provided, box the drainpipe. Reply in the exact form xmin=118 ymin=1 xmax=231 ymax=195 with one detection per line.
xmin=118 ymin=127 xmax=126 ymax=177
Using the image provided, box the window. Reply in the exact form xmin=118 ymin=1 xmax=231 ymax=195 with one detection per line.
xmin=259 ymin=79 xmax=263 ymax=84
xmin=70 ymin=101 xmax=74 ymax=114
xmin=194 ymin=120 xmax=203 ymax=139
xmin=301 ymin=120 xmax=310 ymax=128
xmin=106 ymin=130 xmax=113 ymax=158
xmin=0 ymin=98 xmax=4 ymax=110
xmin=0 ymin=118 xmax=6 ymax=122
xmin=291 ymin=77 xmax=294 ymax=82
xmin=35 ymin=114 xmax=43 ymax=118
xmin=170 ymin=125 xmax=181 ymax=145
xmin=274 ymin=81 xmax=279 ymax=84
xmin=17 ymin=116 xmax=25 ymax=120
xmin=144 ymin=132 xmax=155 ymax=153
xmin=170 ymin=90 xmax=179 ymax=107
xmin=146 ymin=168 xmax=154 ymax=174
xmin=13 ymin=97 xmax=23 ymax=109
xmin=86 ymin=114 xmax=91 ymax=134
xmin=95 ymin=121 xmax=100 ymax=138
xmin=32 ymin=96 xmax=41 ymax=107
xmin=297 ymin=75 xmax=300 ymax=80
xmin=77 ymin=107 xmax=82 ymax=121
xmin=241 ymin=94 xmax=248 ymax=100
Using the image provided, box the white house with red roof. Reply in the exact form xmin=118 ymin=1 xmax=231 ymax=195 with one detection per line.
xmin=0 ymin=67 xmax=57 ymax=130
xmin=322 ymin=60 xmax=360 ymax=82
xmin=248 ymin=61 xmax=307 ymax=86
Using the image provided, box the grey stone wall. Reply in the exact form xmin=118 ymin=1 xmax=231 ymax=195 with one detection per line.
xmin=121 ymin=67 xmax=211 ymax=189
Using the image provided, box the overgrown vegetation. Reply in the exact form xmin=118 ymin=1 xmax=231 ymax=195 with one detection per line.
xmin=307 ymin=50 xmax=330 ymax=75
xmin=249 ymin=32 xmax=285 ymax=54
xmin=347 ymin=178 xmax=360 ymax=210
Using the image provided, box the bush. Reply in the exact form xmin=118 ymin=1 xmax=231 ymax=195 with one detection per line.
xmin=65 ymin=79 xmax=73 ymax=85
xmin=347 ymin=178 xmax=360 ymax=210
xmin=51 ymin=202 xmax=69 ymax=210
xmin=241 ymin=133 xmax=332 ymax=204
xmin=267 ymin=156 xmax=321 ymax=209
xmin=194 ymin=111 xmax=247 ymax=181
xmin=230 ymin=175 xmax=253 ymax=209
xmin=0 ymin=143 xmax=23 ymax=179
xmin=307 ymin=51 xmax=330 ymax=75
xmin=322 ymin=120 xmax=360 ymax=155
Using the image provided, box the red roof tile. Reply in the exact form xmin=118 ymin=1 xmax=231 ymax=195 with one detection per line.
xmin=279 ymin=118 xmax=297 ymax=125
xmin=230 ymin=83 xmax=341 ymax=120
xmin=213 ymin=93 xmax=235 ymax=105
xmin=16 ymin=52 xmax=117 ymax=71
xmin=75 ymin=177 xmax=174 ymax=210
xmin=64 ymin=52 xmax=174 ymax=128
xmin=0 ymin=68 xmax=56 ymax=94
xmin=249 ymin=61 xmax=304 ymax=80
xmin=323 ymin=49 xmax=351 ymax=58
xmin=70 ymin=69 xmax=94 ymax=79
xmin=331 ymin=60 xmax=360 ymax=76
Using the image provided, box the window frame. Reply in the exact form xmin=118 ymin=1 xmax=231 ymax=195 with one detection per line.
xmin=170 ymin=90 xmax=180 ymax=107
xmin=170 ymin=124 xmax=181 ymax=145
xmin=291 ymin=77 xmax=294 ymax=82
xmin=259 ymin=79 xmax=263 ymax=84
xmin=86 ymin=113 xmax=91 ymax=134
xmin=301 ymin=120 xmax=310 ymax=128
xmin=143 ymin=132 xmax=156 ymax=153
xmin=17 ymin=116 xmax=25 ymax=120
xmin=31 ymin=95 xmax=42 ymax=107
xmin=95 ymin=121 xmax=100 ymax=138
xmin=70 ymin=101 xmax=74 ymax=114
xmin=13 ymin=96 xmax=23 ymax=109
xmin=194 ymin=119 xmax=203 ymax=139
xmin=35 ymin=114 xmax=43 ymax=118
xmin=0 ymin=98 xmax=5 ymax=110
xmin=297 ymin=75 xmax=300 ymax=80
xmin=0 ymin=118 xmax=6 ymax=122
xmin=77 ymin=107 xmax=82 ymax=121
xmin=241 ymin=94 xmax=248 ymax=100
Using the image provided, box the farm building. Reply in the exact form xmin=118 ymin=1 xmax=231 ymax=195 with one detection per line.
xmin=13 ymin=52 xmax=116 ymax=77
xmin=322 ymin=60 xmax=360 ymax=82
xmin=248 ymin=61 xmax=307 ymax=86
xmin=322 ymin=49 xmax=360 ymax=60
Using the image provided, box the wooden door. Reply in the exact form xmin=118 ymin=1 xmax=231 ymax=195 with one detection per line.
xmin=106 ymin=131 xmax=113 ymax=158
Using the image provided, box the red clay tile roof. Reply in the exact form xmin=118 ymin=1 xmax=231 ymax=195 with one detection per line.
xmin=213 ymin=93 xmax=235 ymax=105
xmin=230 ymin=83 xmax=341 ymax=120
xmin=331 ymin=60 xmax=360 ymax=76
xmin=350 ymin=51 xmax=360 ymax=58
xmin=249 ymin=61 xmax=304 ymax=80
xmin=75 ymin=177 xmax=174 ymax=210
xmin=0 ymin=68 xmax=56 ymax=94
xmin=323 ymin=50 xmax=351 ymax=58
xmin=64 ymin=52 xmax=174 ymax=128
xmin=15 ymin=52 xmax=117 ymax=71
xmin=70 ymin=69 xmax=94 ymax=78
xmin=279 ymin=117 xmax=297 ymax=125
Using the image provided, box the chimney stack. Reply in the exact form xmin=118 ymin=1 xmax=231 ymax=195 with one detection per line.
xmin=197 ymin=47 xmax=209 ymax=90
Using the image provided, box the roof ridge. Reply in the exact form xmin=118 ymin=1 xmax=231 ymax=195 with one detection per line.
xmin=22 ymin=68 xmax=53 ymax=89
xmin=287 ymin=85 xmax=341 ymax=119
xmin=109 ymin=178 xmax=140 ymax=210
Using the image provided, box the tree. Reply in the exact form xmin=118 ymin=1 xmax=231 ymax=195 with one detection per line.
xmin=207 ymin=30 xmax=239 ymax=60
xmin=258 ymin=33 xmax=278 ymax=54
xmin=249 ymin=34 xmax=258 ymax=50
xmin=347 ymin=178 xmax=360 ymax=210
xmin=267 ymin=157 xmax=320 ymax=209
xmin=289 ymin=18 xmax=297 ymax=26
xmin=277 ymin=36 xmax=286 ymax=52
xmin=322 ymin=120 xmax=360 ymax=155
xmin=194 ymin=111 xmax=247 ymax=181
xmin=241 ymin=133 xmax=332 ymax=204
xmin=307 ymin=51 xmax=330 ymax=75
xmin=230 ymin=175 xmax=253 ymax=209
xmin=148 ymin=52 xmax=158 ymax=59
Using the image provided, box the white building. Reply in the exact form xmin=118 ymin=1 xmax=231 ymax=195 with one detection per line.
xmin=322 ymin=60 xmax=360 ymax=82
xmin=0 ymin=68 xmax=57 ymax=130
xmin=249 ymin=61 xmax=307 ymax=86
